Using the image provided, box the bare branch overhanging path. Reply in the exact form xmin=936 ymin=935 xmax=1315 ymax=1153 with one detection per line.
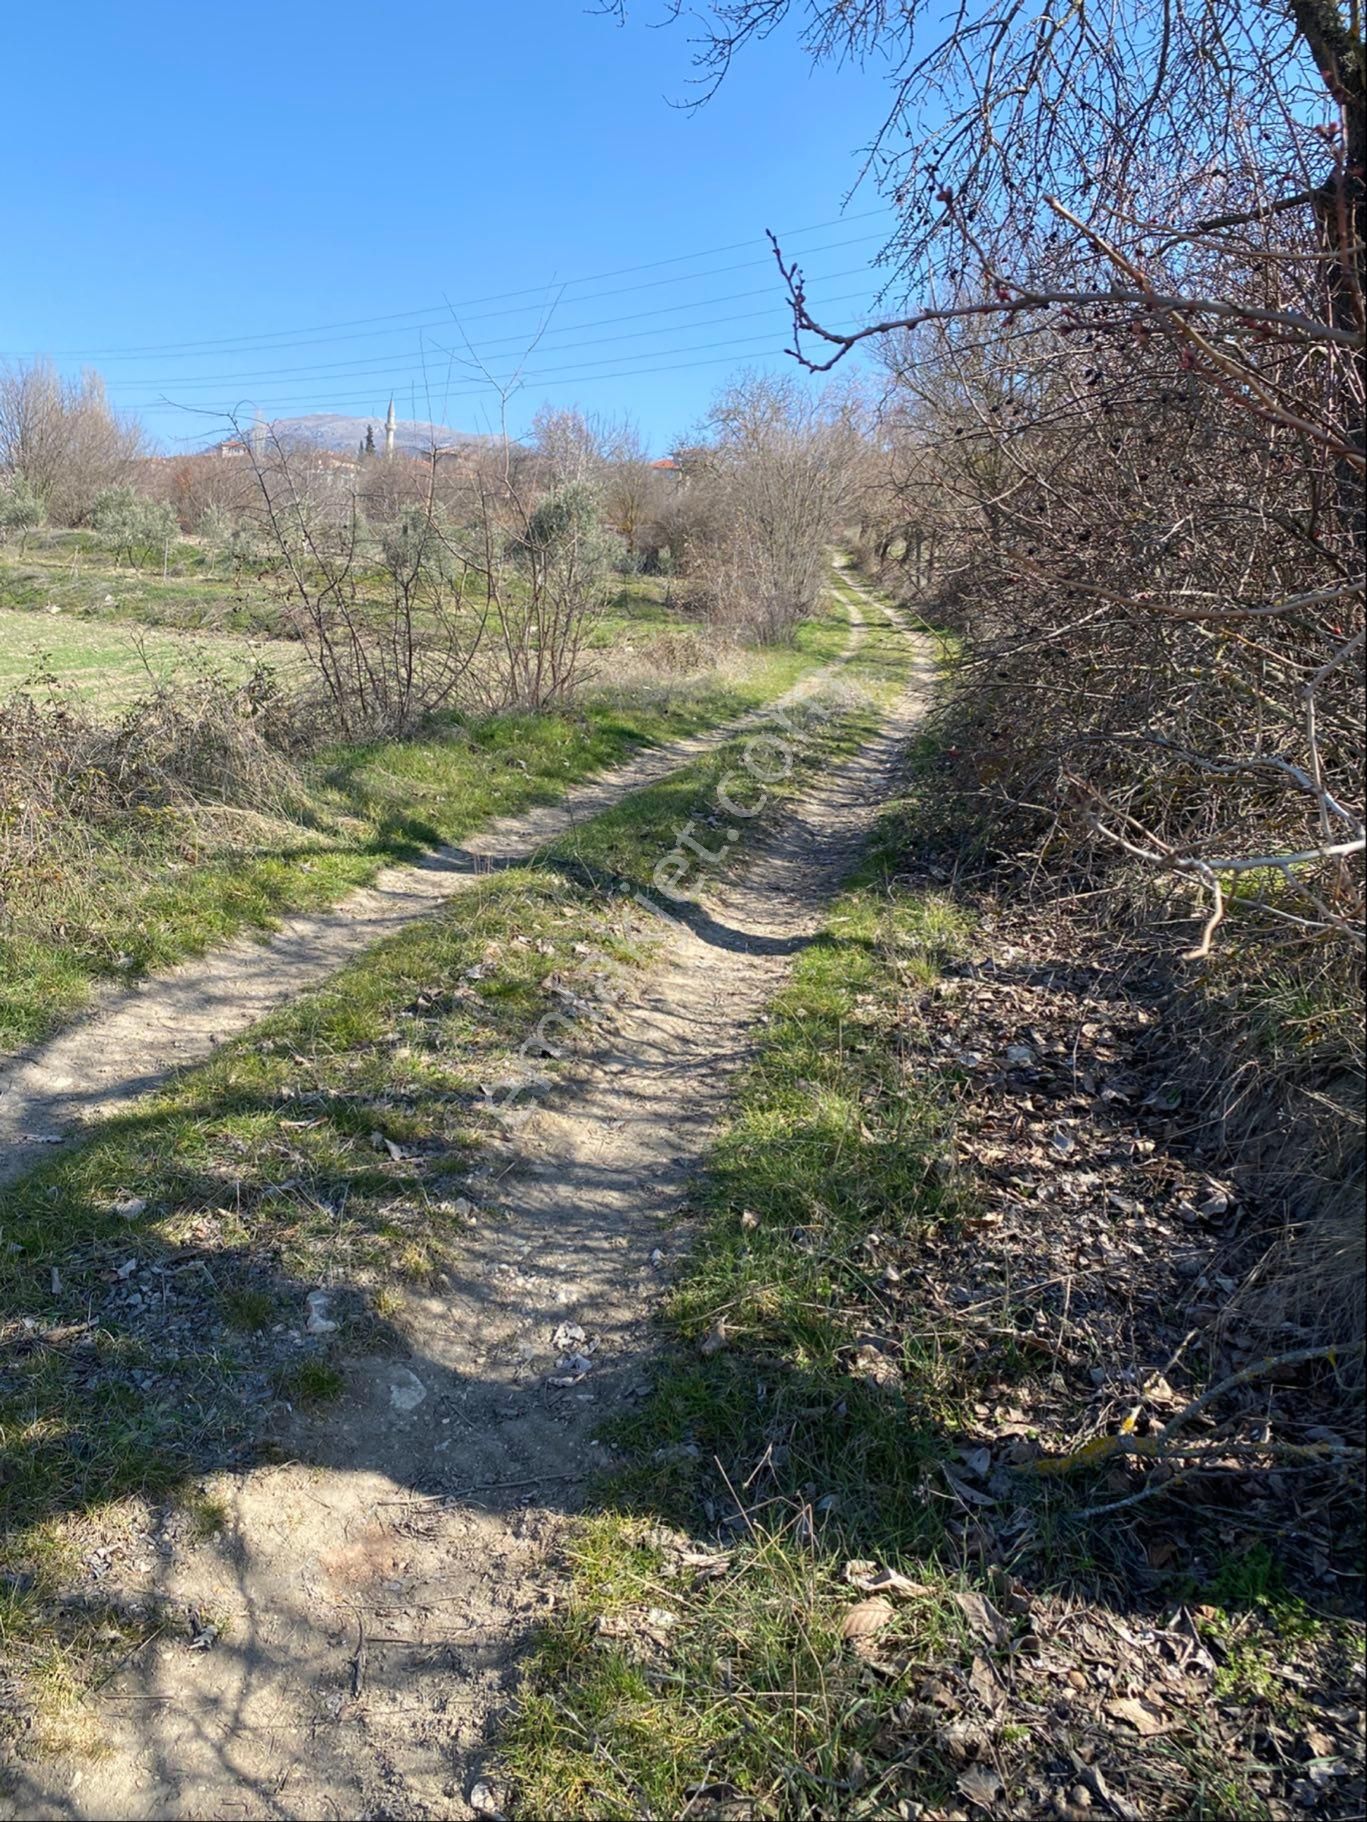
xmin=0 ymin=600 xmax=872 ymax=1190
xmin=3 ymin=586 xmax=934 ymax=1822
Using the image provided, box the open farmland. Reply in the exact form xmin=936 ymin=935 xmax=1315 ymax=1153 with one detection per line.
xmin=0 ymin=533 xmax=689 ymax=713
xmin=0 ymin=532 xmax=288 ymax=636
xmin=0 ymin=605 xmax=298 ymax=711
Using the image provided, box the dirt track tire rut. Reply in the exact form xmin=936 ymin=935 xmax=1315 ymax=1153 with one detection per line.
xmin=0 ymin=608 xmax=868 ymax=1188
xmin=3 ymin=600 xmax=932 ymax=1822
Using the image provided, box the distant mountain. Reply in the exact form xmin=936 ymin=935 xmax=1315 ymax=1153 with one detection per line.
xmin=265 ymin=414 xmax=492 ymax=456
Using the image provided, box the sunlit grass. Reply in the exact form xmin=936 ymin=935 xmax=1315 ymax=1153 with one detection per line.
xmin=1 ymin=593 xmax=853 ymax=1051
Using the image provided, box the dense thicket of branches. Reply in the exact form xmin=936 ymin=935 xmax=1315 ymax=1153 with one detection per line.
xmin=871 ymin=290 xmax=1363 ymax=959
xmin=671 ymin=374 xmax=865 ymax=640
xmin=615 ymin=0 xmax=1364 ymax=961
xmin=226 ymin=406 xmax=626 ymax=732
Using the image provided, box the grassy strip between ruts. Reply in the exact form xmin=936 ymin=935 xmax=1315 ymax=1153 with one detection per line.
xmin=0 ymin=609 xmax=914 ymax=1723
xmin=1 ymin=600 xmax=850 ymax=1053
xmin=501 ymin=753 xmax=978 ymax=1820
xmin=501 ymin=729 xmax=1363 ymax=1822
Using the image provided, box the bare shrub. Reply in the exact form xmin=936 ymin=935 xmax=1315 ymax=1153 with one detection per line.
xmin=684 ymin=374 xmax=864 ymax=642
xmin=0 ymin=360 xmax=145 ymax=526
xmin=496 ymin=479 xmax=620 ymax=708
xmin=236 ymin=424 xmax=486 ymax=737
xmin=872 ymin=294 xmax=1364 ymax=959
xmin=0 ymin=669 xmax=309 ymax=941
xmin=140 ymin=452 xmax=256 ymax=533
xmin=430 ymin=411 xmax=623 ymax=713
xmin=230 ymin=405 xmax=629 ymax=726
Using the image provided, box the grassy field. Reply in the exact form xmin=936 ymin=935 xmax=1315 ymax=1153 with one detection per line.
xmin=0 ymin=534 xmax=286 ymax=636
xmin=1 ymin=533 xmax=690 ymax=653
xmin=0 ymin=606 xmax=299 ymax=708
xmin=0 ymin=614 xmax=915 ymax=1725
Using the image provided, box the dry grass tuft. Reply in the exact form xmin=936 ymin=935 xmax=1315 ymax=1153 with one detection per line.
xmin=0 ymin=667 xmax=308 ymax=901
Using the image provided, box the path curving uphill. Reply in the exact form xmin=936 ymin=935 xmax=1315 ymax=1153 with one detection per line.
xmin=3 ymin=585 xmax=935 ymax=1822
xmin=0 ymin=601 xmax=871 ymax=1189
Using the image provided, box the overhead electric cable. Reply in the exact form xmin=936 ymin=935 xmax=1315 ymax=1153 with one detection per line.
xmin=3 ymin=210 xmax=894 ymax=362
xmin=111 ymin=273 xmax=875 ymax=396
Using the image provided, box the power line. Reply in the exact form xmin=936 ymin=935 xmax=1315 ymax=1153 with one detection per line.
xmin=145 ymin=327 xmax=802 ymax=416
xmin=170 ymin=346 xmax=820 ymax=447
xmin=95 ymin=229 xmax=881 ymax=366
xmin=111 ymin=271 xmax=874 ymax=397
xmin=5 ymin=209 xmax=894 ymax=363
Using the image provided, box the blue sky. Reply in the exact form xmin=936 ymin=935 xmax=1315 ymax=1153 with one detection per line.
xmin=2 ymin=2 xmax=901 ymax=454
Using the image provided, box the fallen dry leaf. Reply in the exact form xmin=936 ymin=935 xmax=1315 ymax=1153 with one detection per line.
xmin=952 ymin=1590 xmax=1011 ymax=1647
xmin=968 ymin=1654 xmax=1003 ymax=1711
xmin=938 ymin=1720 xmax=989 ymax=1766
xmin=678 ymin=1549 xmax=731 ymax=1579
xmin=1072 ymin=1758 xmax=1142 ymax=1821
xmin=1105 ymin=1696 xmax=1171 ymax=1736
xmin=844 ymin=1560 xmax=931 ymax=1598
xmin=943 ymin=1465 xmax=998 ymax=1507
xmin=957 ymin=1765 xmax=1004 ymax=1810
xmin=369 ymin=1131 xmax=410 ymax=1161
xmin=840 ymin=1596 xmax=896 ymax=1643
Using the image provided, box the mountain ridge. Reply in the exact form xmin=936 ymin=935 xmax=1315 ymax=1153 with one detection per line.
xmin=253 ymin=413 xmax=493 ymax=456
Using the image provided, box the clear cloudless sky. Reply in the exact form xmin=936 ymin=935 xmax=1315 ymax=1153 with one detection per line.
xmin=2 ymin=1 xmax=904 ymax=453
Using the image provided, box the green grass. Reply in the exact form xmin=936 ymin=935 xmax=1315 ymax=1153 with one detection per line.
xmin=0 ymin=548 xmax=685 ymax=653
xmin=219 ymin=1287 xmax=276 ymax=1332
xmin=505 ymin=748 xmax=982 ymax=1818
xmin=0 ymin=604 xmax=298 ymax=706
xmin=589 ymin=573 xmax=682 ymax=643
xmin=0 ymin=608 xmax=915 ymax=1705
xmin=274 ymin=1358 xmax=345 ymax=1406
xmin=0 ymin=536 xmax=289 ymax=637
xmin=0 ymin=597 xmax=853 ymax=1052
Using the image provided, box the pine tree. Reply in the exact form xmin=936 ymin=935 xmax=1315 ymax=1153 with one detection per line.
xmin=364 ymin=424 xmax=376 ymax=457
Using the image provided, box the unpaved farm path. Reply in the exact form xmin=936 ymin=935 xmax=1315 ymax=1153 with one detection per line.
xmin=0 ymin=607 xmax=869 ymax=1189
xmin=5 ymin=586 xmax=932 ymax=1822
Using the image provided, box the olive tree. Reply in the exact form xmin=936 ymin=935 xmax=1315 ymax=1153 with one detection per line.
xmin=90 ymin=487 xmax=179 ymax=571
xmin=0 ymin=473 xmax=46 ymax=553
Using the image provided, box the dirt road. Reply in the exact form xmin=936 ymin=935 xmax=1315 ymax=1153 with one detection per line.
xmin=0 ymin=605 xmax=868 ymax=1189
xmin=4 ymin=589 xmax=931 ymax=1822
